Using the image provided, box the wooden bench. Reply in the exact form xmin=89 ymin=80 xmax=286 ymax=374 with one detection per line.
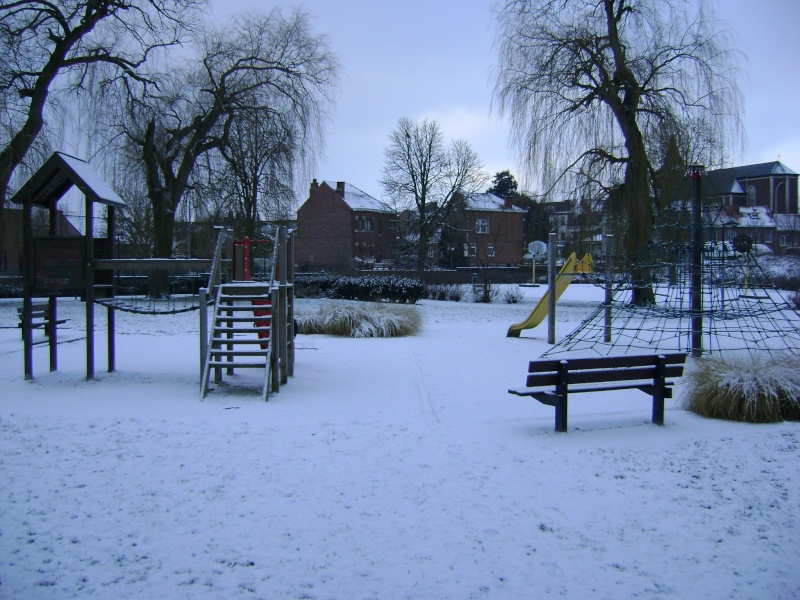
xmin=508 ymin=353 xmax=687 ymax=432
xmin=17 ymin=303 xmax=69 ymax=339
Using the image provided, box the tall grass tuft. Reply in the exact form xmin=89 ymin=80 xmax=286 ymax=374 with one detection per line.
xmin=296 ymin=302 xmax=421 ymax=337
xmin=682 ymin=352 xmax=800 ymax=423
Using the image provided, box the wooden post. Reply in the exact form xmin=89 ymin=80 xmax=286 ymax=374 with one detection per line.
xmin=287 ymin=229 xmax=295 ymax=377
xmin=548 ymin=232 xmax=557 ymax=345
xmin=106 ymin=206 xmax=116 ymax=372
xmin=85 ymin=196 xmax=95 ymax=380
xmin=199 ymin=287 xmax=208 ymax=381
xmin=278 ymin=227 xmax=288 ymax=385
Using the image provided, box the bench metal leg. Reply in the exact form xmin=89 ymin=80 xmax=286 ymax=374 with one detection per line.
xmin=555 ymin=395 xmax=568 ymax=432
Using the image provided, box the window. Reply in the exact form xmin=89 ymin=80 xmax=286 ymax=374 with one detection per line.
xmin=747 ymin=185 xmax=756 ymax=207
xmin=469 ymin=243 xmax=477 ymax=257
xmin=427 ymin=246 xmax=435 ymax=258
xmin=476 ymin=218 xmax=489 ymax=234
xmin=488 ymin=244 xmax=495 ymax=258
xmin=780 ymin=234 xmax=791 ymax=246
xmin=463 ymin=243 xmax=469 ymax=257
xmin=388 ymin=219 xmax=398 ymax=230
xmin=355 ymin=217 xmax=373 ymax=232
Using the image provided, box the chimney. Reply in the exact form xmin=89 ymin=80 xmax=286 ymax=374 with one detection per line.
xmin=503 ymin=195 xmax=513 ymax=209
xmin=309 ymin=178 xmax=318 ymax=196
xmin=336 ymin=181 xmax=345 ymax=196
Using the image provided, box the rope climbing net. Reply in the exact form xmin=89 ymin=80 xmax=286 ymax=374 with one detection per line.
xmin=543 ymin=201 xmax=800 ymax=359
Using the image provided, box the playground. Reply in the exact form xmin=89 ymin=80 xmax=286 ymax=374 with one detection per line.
xmin=1 ymin=286 xmax=798 ymax=599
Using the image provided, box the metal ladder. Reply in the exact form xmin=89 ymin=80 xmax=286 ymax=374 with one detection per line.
xmin=200 ymin=282 xmax=273 ymax=401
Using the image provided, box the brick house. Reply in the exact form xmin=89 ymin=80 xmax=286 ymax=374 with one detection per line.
xmin=295 ymin=180 xmax=397 ymax=273
xmin=705 ymin=161 xmax=799 ymax=254
xmin=453 ymin=193 xmax=525 ymax=268
xmin=706 ymin=161 xmax=798 ymax=214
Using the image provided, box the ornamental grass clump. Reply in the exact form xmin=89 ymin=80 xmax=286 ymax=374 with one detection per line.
xmin=682 ymin=352 xmax=800 ymax=423
xmin=296 ymin=302 xmax=421 ymax=338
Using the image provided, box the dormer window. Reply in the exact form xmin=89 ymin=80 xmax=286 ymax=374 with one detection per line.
xmin=747 ymin=185 xmax=756 ymax=207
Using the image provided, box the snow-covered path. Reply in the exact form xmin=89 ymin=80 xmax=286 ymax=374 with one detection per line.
xmin=1 ymin=289 xmax=798 ymax=599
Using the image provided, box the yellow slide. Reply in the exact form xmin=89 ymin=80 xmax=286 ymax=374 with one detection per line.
xmin=506 ymin=253 xmax=593 ymax=337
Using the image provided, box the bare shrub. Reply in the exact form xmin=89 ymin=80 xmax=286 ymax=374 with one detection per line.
xmin=682 ymin=352 xmax=800 ymax=423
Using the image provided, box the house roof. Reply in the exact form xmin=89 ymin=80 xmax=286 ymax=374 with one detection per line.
xmin=464 ymin=192 xmax=525 ymax=212
xmin=324 ymin=181 xmax=389 ymax=213
xmin=706 ymin=161 xmax=797 ymax=197
xmin=736 ymin=206 xmax=775 ymax=228
xmin=9 ymin=152 xmax=125 ymax=208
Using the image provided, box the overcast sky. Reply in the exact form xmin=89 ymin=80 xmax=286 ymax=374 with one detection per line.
xmin=211 ymin=0 xmax=800 ymax=202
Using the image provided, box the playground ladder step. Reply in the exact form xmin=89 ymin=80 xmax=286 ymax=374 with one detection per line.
xmin=210 ymin=350 xmax=269 ymax=357
xmin=213 ymin=315 xmax=272 ymax=323
xmin=206 ymin=360 xmax=267 ymax=369
xmin=212 ymin=326 xmax=270 ymax=334
xmin=219 ymin=295 xmax=271 ymax=302
xmin=216 ymin=304 xmax=273 ymax=311
xmin=210 ymin=337 xmax=270 ymax=345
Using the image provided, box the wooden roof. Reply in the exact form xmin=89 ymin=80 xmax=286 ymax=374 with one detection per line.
xmin=9 ymin=152 xmax=125 ymax=208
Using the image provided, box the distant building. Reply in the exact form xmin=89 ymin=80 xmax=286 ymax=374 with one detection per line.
xmin=706 ymin=161 xmax=798 ymax=215
xmin=455 ymin=192 xmax=526 ymax=267
xmin=295 ymin=180 xmax=397 ymax=273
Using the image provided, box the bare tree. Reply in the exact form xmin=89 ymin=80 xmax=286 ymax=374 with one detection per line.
xmin=494 ymin=0 xmax=742 ymax=302
xmin=216 ymin=101 xmax=298 ymax=239
xmin=381 ymin=118 xmax=486 ymax=274
xmin=0 ymin=0 xmax=201 ymax=261
xmin=109 ymin=8 xmax=337 ymax=266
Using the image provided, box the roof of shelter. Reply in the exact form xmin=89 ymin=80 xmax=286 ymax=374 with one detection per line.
xmin=9 ymin=152 xmax=125 ymax=208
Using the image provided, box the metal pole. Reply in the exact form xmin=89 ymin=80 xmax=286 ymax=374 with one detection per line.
xmin=690 ymin=165 xmax=704 ymax=357
xmin=604 ymin=234 xmax=614 ymax=343
xmin=548 ymin=232 xmax=557 ymax=344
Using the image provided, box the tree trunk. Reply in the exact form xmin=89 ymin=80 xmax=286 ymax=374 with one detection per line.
xmin=148 ymin=193 xmax=177 ymax=298
xmin=625 ymin=133 xmax=656 ymax=306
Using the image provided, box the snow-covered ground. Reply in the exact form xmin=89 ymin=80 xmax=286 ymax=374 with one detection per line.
xmin=1 ymin=285 xmax=798 ymax=599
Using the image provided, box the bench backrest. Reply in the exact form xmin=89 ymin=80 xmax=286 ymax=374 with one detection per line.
xmin=525 ymin=353 xmax=687 ymax=387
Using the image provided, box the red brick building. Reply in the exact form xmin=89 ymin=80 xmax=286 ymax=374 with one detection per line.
xmin=455 ymin=193 xmax=526 ymax=267
xmin=707 ymin=161 xmax=798 ymax=215
xmin=295 ymin=180 xmax=397 ymax=273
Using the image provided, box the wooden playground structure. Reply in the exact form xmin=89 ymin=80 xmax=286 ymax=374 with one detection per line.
xmin=14 ymin=152 xmax=295 ymax=400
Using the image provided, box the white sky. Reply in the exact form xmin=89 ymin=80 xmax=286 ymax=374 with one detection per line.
xmin=209 ymin=0 xmax=800 ymax=202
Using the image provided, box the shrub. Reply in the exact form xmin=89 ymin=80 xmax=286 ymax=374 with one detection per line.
xmin=295 ymin=275 xmax=425 ymax=303
xmin=296 ymin=302 xmax=421 ymax=337
xmin=426 ymin=283 xmax=464 ymax=302
xmin=503 ymin=286 xmax=524 ymax=304
xmin=682 ymin=352 xmax=800 ymax=423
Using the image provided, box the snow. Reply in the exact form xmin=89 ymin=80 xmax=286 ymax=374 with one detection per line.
xmin=1 ymin=286 xmax=798 ymax=599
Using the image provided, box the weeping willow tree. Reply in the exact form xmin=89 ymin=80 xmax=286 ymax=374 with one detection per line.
xmin=493 ymin=0 xmax=742 ymax=303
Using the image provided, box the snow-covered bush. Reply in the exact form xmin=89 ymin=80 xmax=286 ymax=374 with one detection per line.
xmin=503 ymin=286 xmax=524 ymax=304
xmin=682 ymin=352 xmax=800 ymax=423
xmin=294 ymin=275 xmax=425 ymax=303
xmin=296 ymin=302 xmax=421 ymax=337
xmin=426 ymin=283 xmax=464 ymax=302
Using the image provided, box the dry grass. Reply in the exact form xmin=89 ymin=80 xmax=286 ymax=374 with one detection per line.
xmin=682 ymin=352 xmax=800 ymax=423
xmin=296 ymin=302 xmax=421 ymax=338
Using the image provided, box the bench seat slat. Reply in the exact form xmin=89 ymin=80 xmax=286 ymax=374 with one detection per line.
xmin=526 ymin=364 xmax=683 ymax=387
xmin=510 ymin=380 xmax=676 ymax=399
xmin=526 ymin=353 xmax=686 ymax=373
